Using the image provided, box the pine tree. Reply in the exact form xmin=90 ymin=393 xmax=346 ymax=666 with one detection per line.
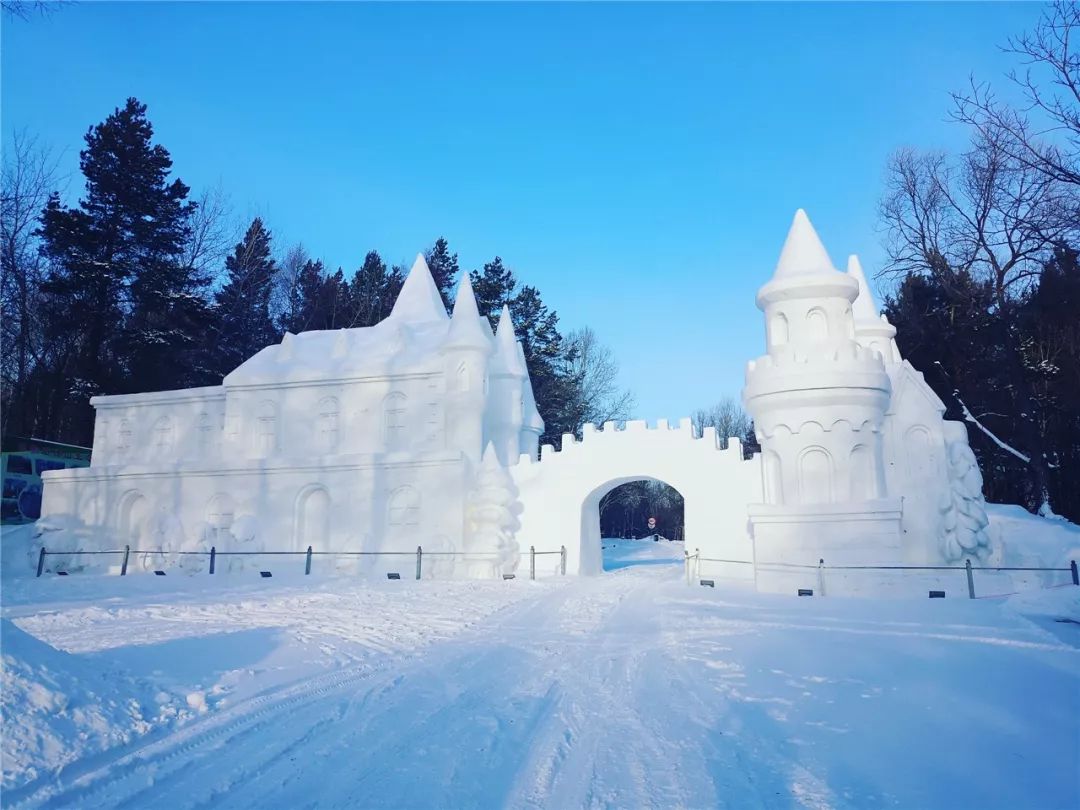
xmin=470 ymin=257 xmax=516 ymax=326
xmin=279 ymin=258 xmax=326 ymax=334
xmin=213 ymin=218 xmax=278 ymax=374
xmin=424 ymin=237 xmax=459 ymax=313
xmin=347 ymin=250 xmax=397 ymax=327
xmin=37 ymin=98 xmax=202 ymax=438
xmin=317 ymin=267 xmax=351 ymax=329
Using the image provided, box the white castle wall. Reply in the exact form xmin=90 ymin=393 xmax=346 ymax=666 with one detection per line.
xmin=511 ymin=418 xmax=761 ymax=580
xmin=36 ymin=211 xmax=998 ymax=592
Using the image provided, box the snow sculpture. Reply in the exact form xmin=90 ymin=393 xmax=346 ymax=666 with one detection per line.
xmin=940 ymin=422 xmax=992 ymax=562
xmin=464 ymin=445 xmax=521 ymax=577
xmin=36 ymin=210 xmax=1001 ymax=592
xmin=37 ymin=254 xmax=544 ymax=579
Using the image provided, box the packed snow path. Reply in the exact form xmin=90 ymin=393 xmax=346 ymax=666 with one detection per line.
xmin=3 ymin=540 xmax=1078 ymax=809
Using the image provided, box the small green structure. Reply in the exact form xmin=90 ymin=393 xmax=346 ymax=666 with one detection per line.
xmin=1 ymin=436 xmax=91 ymax=524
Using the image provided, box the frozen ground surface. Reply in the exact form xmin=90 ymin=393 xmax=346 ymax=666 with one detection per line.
xmin=2 ymin=535 xmax=1079 ymax=809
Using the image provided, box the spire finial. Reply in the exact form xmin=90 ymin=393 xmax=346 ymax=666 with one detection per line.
xmin=389 ymin=253 xmax=450 ymax=324
xmin=847 ymin=254 xmax=880 ymax=320
xmin=444 ymin=272 xmax=490 ymax=351
xmin=772 ymin=209 xmax=838 ymax=280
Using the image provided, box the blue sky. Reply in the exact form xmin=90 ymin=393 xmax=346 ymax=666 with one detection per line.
xmin=2 ymin=2 xmax=1041 ymax=421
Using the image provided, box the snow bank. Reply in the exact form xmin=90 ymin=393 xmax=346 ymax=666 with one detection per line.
xmin=1 ymin=619 xmax=193 ymax=791
xmin=989 ymin=503 xmax=1080 ymax=572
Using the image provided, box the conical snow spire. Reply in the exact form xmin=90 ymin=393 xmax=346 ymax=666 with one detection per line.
xmin=772 ymin=209 xmax=839 ymax=280
xmin=389 ymin=253 xmax=450 ymax=324
xmin=493 ymin=304 xmax=525 ymax=375
xmin=847 ymin=255 xmax=879 ymax=321
xmin=444 ymin=272 xmax=491 ymax=351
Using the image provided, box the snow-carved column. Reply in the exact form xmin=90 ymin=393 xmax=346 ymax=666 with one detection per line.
xmin=463 ymin=445 xmax=521 ymax=578
xmin=939 ymin=421 xmax=993 ymax=562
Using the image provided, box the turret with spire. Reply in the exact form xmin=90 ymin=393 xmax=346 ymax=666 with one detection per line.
xmin=847 ymin=255 xmax=901 ymax=363
xmin=743 ymin=210 xmax=893 ymax=507
xmin=390 ymin=254 xmax=450 ymax=325
xmin=440 ymin=272 xmax=492 ymax=465
xmin=485 ymin=305 xmax=527 ymax=466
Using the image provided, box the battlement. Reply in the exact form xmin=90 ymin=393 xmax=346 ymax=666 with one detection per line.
xmin=747 ymin=341 xmax=886 ymax=377
xmin=520 ymin=417 xmax=749 ymax=467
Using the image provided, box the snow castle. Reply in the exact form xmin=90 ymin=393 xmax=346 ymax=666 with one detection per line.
xmin=37 ymin=210 xmax=994 ymax=589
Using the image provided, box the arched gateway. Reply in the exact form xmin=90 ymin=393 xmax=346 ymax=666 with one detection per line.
xmin=511 ymin=418 xmax=761 ymax=577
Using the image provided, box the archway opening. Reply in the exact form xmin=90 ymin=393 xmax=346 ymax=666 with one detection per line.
xmin=582 ymin=478 xmax=685 ymax=574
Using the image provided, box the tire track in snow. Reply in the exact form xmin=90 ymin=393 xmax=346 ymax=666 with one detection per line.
xmin=10 ymin=582 xmax=557 ymax=810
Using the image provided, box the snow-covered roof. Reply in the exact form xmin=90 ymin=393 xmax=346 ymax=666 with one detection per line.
xmin=771 ymin=209 xmax=842 ymax=280
xmin=224 ymin=319 xmax=453 ymax=385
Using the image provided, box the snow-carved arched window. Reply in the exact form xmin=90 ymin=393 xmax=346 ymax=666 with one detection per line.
xmin=384 ymin=392 xmax=407 ymax=449
xmin=906 ymin=425 xmax=934 ymax=480
xmin=116 ymin=419 xmax=133 ymax=455
xmin=154 ymin=416 xmax=174 ymax=453
xmin=770 ymin=312 xmax=789 ymax=348
xmin=318 ymin=397 xmax=340 ymax=453
xmin=197 ymin=412 xmax=215 ymax=453
xmin=806 ymin=307 xmax=829 ymax=341
xmin=849 ymin=444 xmax=875 ymax=500
xmin=387 ymin=486 xmax=420 ymax=527
xmin=256 ymin=400 xmax=278 ymax=455
xmin=456 ymin=361 xmax=469 ymax=393
xmin=798 ymin=447 xmax=833 ymax=504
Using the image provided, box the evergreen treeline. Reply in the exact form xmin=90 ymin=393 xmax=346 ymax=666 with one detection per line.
xmin=1 ymin=99 xmax=631 ymax=450
xmin=879 ymin=3 xmax=1080 ymax=522
xmin=884 ymin=248 xmax=1080 ymax=521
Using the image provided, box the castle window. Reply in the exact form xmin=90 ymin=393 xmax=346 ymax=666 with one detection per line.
xmin=257 ymin=400 xmax=278 ymax=455
xmin=318 ymin=397 xmax=340 ymax=453
xmin=117 ymin=419 xmax=132 ymax=454
xmin=770 ymin=312 xmax=789 ymax=347
xmin=198 ymin=413 xmax=216 ymax=454
xmin=849 ymin=444 xmax=876 ymax=499
xmin=384 ymin=392 xmax=407 ymax=448
xmin=388 ymin=486 xmax=420 ymax=527
xmin=154 ymin=416 xmax=174 ymax=453
xmin=456 ymin=361 xmax=469 ymax=392
xmin=798 ymin=447 xmax=833 ymax=504
xmin=806 ymin=307 xmax=829 ymax=341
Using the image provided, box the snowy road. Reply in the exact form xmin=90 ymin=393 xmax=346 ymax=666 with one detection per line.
xmin=4 ymin=539 xmax=1079 ymax=809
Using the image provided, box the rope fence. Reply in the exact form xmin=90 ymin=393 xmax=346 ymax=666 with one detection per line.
xmin=685 ymin=550 xmax=1080 ymax=598
xmin=35 ymin=543 xmax=568 ymax=582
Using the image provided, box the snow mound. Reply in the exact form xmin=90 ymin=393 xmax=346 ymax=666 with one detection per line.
xmin=989 ymin=503 xmax=1080 ymax=571
xmin=0 ymin=619 xmax=191 ymax=792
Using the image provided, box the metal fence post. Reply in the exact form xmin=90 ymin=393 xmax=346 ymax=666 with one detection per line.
xmin=121 ymin=544 xmax=130 ymax=576
xmin=965 ymin=559 xmax=975 ymax=599
xmin=530 ymin=546 xmax=536 ymax=580
xmin=209 ymin=546 xmax=216 ymax=575
xmin=817 ymin=558 xmax=826 ymax=597
xmin=560 ymin=545 xmax=566 ymax=576
xmin=1071 ymin=560 xmax=1079 ymax=586
xmin=416 ymin=546 xmax=422 ymax=580
xmin=305 ymin=545 xmax=313 ymax=575
xmin=36 ymin=547 xmax=45 ymax=578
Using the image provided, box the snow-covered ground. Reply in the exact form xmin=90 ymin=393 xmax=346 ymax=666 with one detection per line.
xmin=2 ymin=533 xmax=1078 ymax=809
